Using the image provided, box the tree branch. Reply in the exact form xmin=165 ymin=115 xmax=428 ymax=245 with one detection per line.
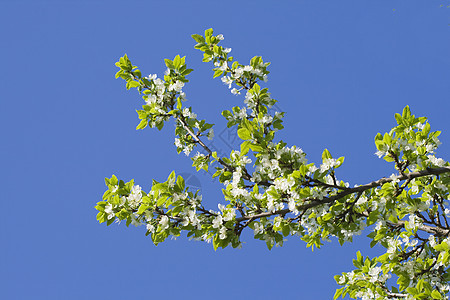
xmin=236 ymin=167 xmax=450 ymax=225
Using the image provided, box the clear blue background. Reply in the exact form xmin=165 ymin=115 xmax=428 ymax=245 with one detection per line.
xmin=1 ymin=1 xmax=449 ymax=299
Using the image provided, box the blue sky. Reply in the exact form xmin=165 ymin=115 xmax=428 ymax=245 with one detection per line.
xmin=1 ymin=1 xmax=449 ymax=299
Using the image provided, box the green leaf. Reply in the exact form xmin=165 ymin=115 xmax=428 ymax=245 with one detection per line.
xmin=240 ymin=141 xmax=251 ymax=155
xmin=252 ymin=83 xmax=261 ymax=94
xmin=322 ymin=149 xmax=332 ymax=160
xmin=129 ymin=81 xmax=140 ymax=88
xmin=213 ymin=234 xmax=219 ymax=251
xmin=110 ymin=175 xmax=118 ymax=186
xmin=406 ymin=287 xmax=417 ymax=295
xmin=266 ymin=238 xmax=274 ymax=250
xmin=192 ymin=34 xmax=205 ymax=43
xmin=164 ymin=59 xmax=174 ymax=69
xmin=173 ymin=55 xmax=181 ymax=69
xmin=166 ymin=171 xmax=176 ymax=186
xmin=395 ymin=113 xmax=402 ymax=125
xmin=213 ymin=69 xmax=223 ymax=78
xmin=202 ymin=53 xmax=211 ymax=62
xmin=431 ymin=290 xmax=443 ymax=299
xmin=423 ymin=122 xmax=431 ymax=135
xmin=402 ymin=105 xmax=411 ymax=119
xmin=136 ymin=119 xmax=147 ymax=130
xmin=156 ymin=196 xmax=167 ymax=206
xmin=237 ymin=128 xmax=252 ymax=140
xmin=383 ymin=133 xmax=392 ymax=144
xmin=434 ymin=242 xmax=449 ymax=251
xmin=336 ymin=157 xmax=345 ymax=168
xmin=356 ymin=251 xmax=363 ymax=262
xmin=102 ymin=190 xmax=111 ymax=201
xmin=249 ymin=143 xmax=263 ymax=152
xmin=182 ymin=68 xmax=194 ymax=76
xmin=136 ymin=110 xmax=147 ymax=119
xmin=241 ymin=118 xmax=253 ymax=131
xmin=126 ymin=80 xmax=140 ymax=90
xmin=115 ymin=70 xmax=123 ymax=79
xmin=222 ymin=110 xmax=232 ymax=119
xmin=176 ymin=175 xmax=185 ymax=192
xmin=375 ymin=137 xmax=385 ymax=151
xmin=156 ymin=120 xmax=164 ymax=130
xmin=397 ymin=275 xmax=410 ymax=290
xmin=204 ymin=28 xmax=213 ymax=38
xmin=133 ymin=69 xmax=142 ymax=78
xmin=137 ymin=204 xmax=149 ymax=215
xmin=106 ymin=217 xmax=115 ymax=226
xmin=212 ymin=151 xmax=218 ymax=160
xmin=96 ymin=211 xmax=106 ymax=223
xmin=282 ymin=224 xmax=290 ymax=236
xmin=383 ymin=155 xmax=394 ymax=162
xmin=334 ymin=287 xmax=344 ymax=299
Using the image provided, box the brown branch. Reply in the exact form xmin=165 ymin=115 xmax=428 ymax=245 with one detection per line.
xmin=235 ymin=167 xmax=450 ymax=226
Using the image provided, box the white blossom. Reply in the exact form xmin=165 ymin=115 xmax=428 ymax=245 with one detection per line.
xmin=105 ymin=203 xmax=115 ymax=220
xmin=405 ymin=215 xmax=420 ymax=232
xmin=427 ymin=155 xmax=445 ymax=167
xmin=219 ymin=226 xmax=227 ymax=239
xmin=174 ymin=138 xmax=182 ymax=148
xmin=223 ymin=209 xmax=236 ymax=221
xmin=267 ymin=198 xmax=276 ymax=213
xmin=260 ymin=115 xmax=273 ymax=124
xmin=308 ymin=165 xmax=318 ymax=173
xmin=254 ymin=222 xmax=264 ymax=235
xmin=288 ymin=198 xmax=299 ymax=215
xmin=146 ymin=74 xmax=157 ymax=80
xmin=168 ymin=80 xmax=184 ymax=92
xmin=212 ymin=214 xmax=223 ymax=228
xmin=355 ymin=195 xmax=368 ymax=206
xmin=130 ymin=216 xmax=142 ymax=227
xmin=146 ymin=223 xmax=155 ymax=233
xmin=375 ymin=150 xmax=385 ymax=158
xmin=145 ymin=94 xmax=157 ymax=105
xmin=219 ymin=61 xmax=228 ymax=71
xmin=221 ymin=76 xmax=233 ymax=88
xmin=368 ymin=266 xmax=381 ymax=277
xmin=432 ymin=136 xmax=442 ymax=147
xmin=232 ymin=68 xmax=244 ymax=79
xmin=435 ymin=181 xmax=448 ymax=192
xmin=251 ymin=68 xmax=263 ymax=76
xmin=127 ymin=185 xmax=143 ymax=209
xmin=159 ymin=215 xmax=170 ymax=230
xmin=218 ymin=204 xmax=236 ymax=221
xmin=417 ymin=122 xmax=425 ymax=130
xmin=237 ymin=107 xmax=247 ymax=118
xmin=426 ymin=144 xmax=435 ymax=152
xmin=207 ymin=128 xmax=214 ymax=140
xmin=274 ymin=177 xmax=293 ymax=193
xmin=320 ymin=158 xmax=340 ymax=173
xmin=183 ymin=145 xmax=193 ymax=156
xmin=389 ymin=173 xmax=400 ymax=184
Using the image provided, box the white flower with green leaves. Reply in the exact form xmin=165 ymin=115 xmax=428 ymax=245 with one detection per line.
xmin=100 ymin=29 xmax=450 ymax=299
